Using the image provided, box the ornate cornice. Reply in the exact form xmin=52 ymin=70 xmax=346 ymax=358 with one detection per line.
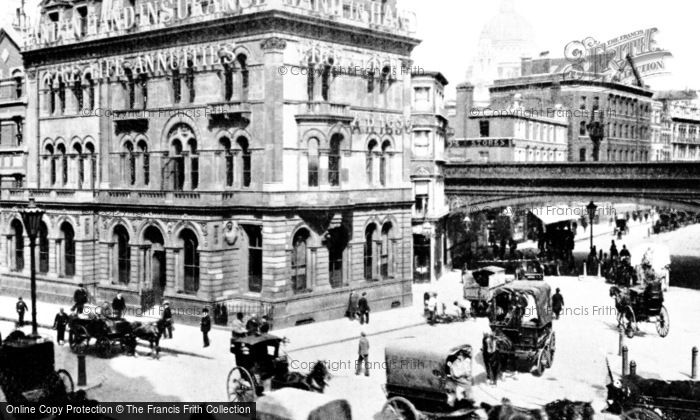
xmin=260 ymin=37 xmax=287 ymax=51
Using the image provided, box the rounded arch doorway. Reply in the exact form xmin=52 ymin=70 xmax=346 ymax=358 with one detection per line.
xmin=143 ymin=226 xmax=167 ymax=307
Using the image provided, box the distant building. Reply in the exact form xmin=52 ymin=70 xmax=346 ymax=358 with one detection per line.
xmin=0 ymin=29 xmax=25 ymax=188
xmin=649 ymin=100 xmax=671 ymax=161
xmin=654 ymin=90 xmax=700 ymax=161
xmin=488 ymin=70 xmax=654 ymax=162
xmin=450 ymin=86 xmax=567 ymax=163
xmin=466 ymin=0 xmax=536 ymax=107
xmin=410 ymin=72 xmax=449 ymax=283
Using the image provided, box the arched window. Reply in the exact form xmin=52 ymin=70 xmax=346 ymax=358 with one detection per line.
xmin=329 ymin=134 xmax=342 ymax=187
xmin=84 ymin=73 xmax=95 ymax=110
xmin=123 ymin=141 xmax=135 ymax=185
xmin=45 ymin=144 xmax=56 ymax=186
xmin=61 ymin=222 xmax=75 ymax=277
xmin=579 ymin=121 xmax=586 ymax=135
xmin=138 ymin=73 xmax=148 ymax=109
xmin=39 ymin=222 xmax=49 ymax=273
xmin=186 ymin=60 xmax=195 ymax=103
xmin=220 ymin=137 xmax=234 ymax=187
xmin=327 ymin=227 xmax=347 ymax=289
xmin=57 ymin=75 xmax=66 ymax=114
xmin=237 ymin=54 xmax=249 ymax=101
xmin=307 ymin=58 xmax=315 ymax=101
xmin=113 ymin=225 xmax=130 ymax=285
xmin=169 ymin=139 xmax=184 ymax=191
xmin=57 ymin=144 xmax=67 ymax=185
xmin=188 ymin=139 xmax=198 ymax=190
xmin=73 ymin=76 xmax=83 ymax=111
xmin=307 ymin=137 xmax=319 ymax=187
xmin=367 ymin=140 xmax=377 ymax=185
xmin=379 ymin=66 xmax=391 ymax=93
xmin=11 ymin=219 xmax=24 ymax=272
xmin=364 ymin=224 xmax=376 ymax=280
xmin=172 ymin=68 xmax=181 ymax=103
xmin=86 ymin=142 xmax=96 ymax=187
xmin=73 ymin=143 xmax=84 ymax=188
xmin=291 ymin=229 xmax=309 ymax=293
xmin=181 ymin=229 xmax=200 ymax=294
xmin=244 ymin=225 xmax=263 ymax=293
xmin=321 ymin=60 xmax=333 ymax=101
xmin=13 ymin=71 xmax=23 ymax=99
xmin=380 ymin=223 xmax=392 ymax=278
xmin=47 ymin=78 xmax=56 ymax=115
xmin=237 ymin=137 xmax=251 ymax=187
xmin=223 ymin=62 xmax=234 ymax=101
xmin=124 ymin=68 xmax=135 ymax=109
xmin=138 ymin=140 xmax=149 ymax=185
xmin=380 ymin=140 xmax=391 ymax=186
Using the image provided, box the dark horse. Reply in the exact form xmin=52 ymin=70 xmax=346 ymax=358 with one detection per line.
xmin=129 ymin=320 xmax=165 ymax=357
xmin=609 ymin=286 xmax=634 ymax=330
xmin=272 ymin=361 xmax=331 ymax=393
xmin=482 ymin=398 xmax=594 ymax=420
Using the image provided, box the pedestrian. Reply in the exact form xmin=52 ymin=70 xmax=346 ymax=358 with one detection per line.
xmin=482 ymin=332 xmax=500 ymax=385
xmin=355 ymin=332 xmax=370 ymax=377
xmin=111 ymin=292 xmax=126 ymax=319
xmin=16 ymin=297 xmax=28 ymax=327
xmin=552 ymin=288 xmax=564 ymax=320
xmin=358 ymin=292 xmax=370 ymax=325
xmin=231 ymin=312 xmax=247 ymax=338
xmin=200 ymin=308 xmax=211 ymax=348
xmin=260 ymin=315 xmax=271 ymax=334
xmin=610 ymin=241 xmax=618 ymax=260
xmin=246 ymin=313 xmax=261 ymax=335
xmin=427 ymin=293 xmax=438 ymax=325
xmin=346 ymin=291 xmax=359 ymax=321
xmin=73 ymin=284 xmax=88 ymax=314
xmin=620 ymin=245 xmax=631 ymax=260
xmin=161 ymin=301 xmax=173 ymax=339
xmin=53 ymin=308 xmax=69 ymax=345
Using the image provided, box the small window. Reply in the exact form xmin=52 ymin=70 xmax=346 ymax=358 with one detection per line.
xmin=479 ymin=120 xmax=489 ymax=137
xmin=479 ymin=151 xmax=489 ymax=163
xmin=579 ymin=148 xmax=586 ymax=162
xmin=579 ymin=121 xmax=587 ymax=135
xmin=580 ymin=96 xmax=586 ymax=110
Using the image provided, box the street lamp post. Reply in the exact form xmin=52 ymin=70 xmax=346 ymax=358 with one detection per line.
xmin=19 ymin=198 xmax=45 ymax=338
xmin=586 ymin=201 xmax=598 ymax=253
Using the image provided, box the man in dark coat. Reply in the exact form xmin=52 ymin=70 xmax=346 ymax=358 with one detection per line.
xmin=355 ymin=332 xmax=370 ymax=377
xmin=358 ymin=292 xmax=370 ymax=325
xmin=347 ymin=291 xmax=359 ymax=320
xmin=161 ymin=301 xmax=173 ymax=339
xmin=53 ymin=308 xmax=69 ymax=345
xmin=620 ymin=245 xmax=631 ymax=260
xmin=16 ymin=297 xmax=28 ymax=327
xmin=610 ymin=241 xmax=618 ymax=260
xmin=73 ymin=284 xmax=88 ymax=314
xmin=200 ymin=308 xmax=211 ymax=348
xmin=552 ymin=288 xmax=564 ymax=319
xmin=112 ymin=292 xmax=126 ymax=318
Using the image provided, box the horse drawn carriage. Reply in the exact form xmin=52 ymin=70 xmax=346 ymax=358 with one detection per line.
xmin=381 ymin=337 xmax=483 ymax=420
xmin=68 ymin=305 xmax=136 ymax=357
xmin=257 ymin=388 xmax=352 ymax=420
xmin=609 ymin=282 xmax=669 ymax=339
xmin=226 ymin=334 xmax=329 ymax=402
xmin=606 ymin=367 xmax=700 ymax=419
xmin=464 ymin=266 xmax=509 ymax=316
xmin=0 ymin=332 xmax=74 ymax=405
xmin=488 ymin=281 xmax=555 ymax=376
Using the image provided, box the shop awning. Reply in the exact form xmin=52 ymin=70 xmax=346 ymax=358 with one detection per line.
xmin=529 ymin=207 xmax=579 ymax=226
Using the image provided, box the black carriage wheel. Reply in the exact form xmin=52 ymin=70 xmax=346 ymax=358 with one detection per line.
xmin=549 ymin=331 xmax=556 ymax=362
xmin=381 ymin=396 xmax=419 ymax=420
xmin=655 ymin=306 xmax=670 ymax=337
xmin=69 ymin=325 xmax=90 ymax=354
xmin=57 ymin=369 xmax=74 ymax=394
xmin=621 ymin=407 xmax=663 ymax=420
xmin=227 ymin=367 xmax=256 ymax=402
xmin=96 ymin=337 xmax=112 ymax=358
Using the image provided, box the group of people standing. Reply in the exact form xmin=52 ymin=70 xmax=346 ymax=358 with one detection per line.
xmin=346 ymin=291 xmax=371 ymax=324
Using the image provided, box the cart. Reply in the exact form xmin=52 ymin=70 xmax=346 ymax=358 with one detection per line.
xmin=610 ymin=282 xmax=669 ymax=338
xmin=257 ymin=388 xmax=352 ymax=420
xmin=489 ymin=281 xmax=556 ymax=376
xmin=68 ymin=305 xmax=136 ymax=357
xmin=464 ymin=266 xmax=509 ymax=316
xmin=0 ymin=331 xmax=74 ymax=405
xmin=381 ymin=337 xmax=483 ymax=419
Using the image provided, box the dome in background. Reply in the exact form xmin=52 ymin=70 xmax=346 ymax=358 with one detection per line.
xmin=479 ymin=0 xmax=535 ymax=46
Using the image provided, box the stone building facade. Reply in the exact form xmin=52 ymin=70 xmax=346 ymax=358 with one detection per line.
xmin=2 ymin=0 xmax=419 ymax=327
xmin=0 ymin=29 xmax=25 ymax=189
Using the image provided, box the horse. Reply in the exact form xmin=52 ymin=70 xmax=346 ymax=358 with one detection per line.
xmin=609 ymin=286 xmax=633 ymax=329
xmin=274 ymin=361 xmax=330 ymax=394
xmin=129 ymin=319 xmax=165 ymax=357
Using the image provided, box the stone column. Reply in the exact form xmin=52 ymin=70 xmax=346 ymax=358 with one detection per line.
xmin=26 ymin=68 xmax=40 ymax=188
xmin=55 ymin=239 xmax=63 ymax=277
xmin=261 ymin=37 xmax=287 ymax=183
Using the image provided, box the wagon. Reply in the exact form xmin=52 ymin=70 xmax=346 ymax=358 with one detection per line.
xmin=0 ymin=332 xmax=74 ymax=405
xmin=489 ymin=281 xmax=555 ymax=376
xmin=463 ymin=266 xmax=509 ymax=316
xmin=68 ymin=305 xmax=135 ymax=357
xmin=256 ymin=388 xmax=352 ymax=420
xmin=381 ymin=337 xmax=482 ymax=419
xmin=607 ymin=370 xmax=700 ymax=419
xmin=610 ymin=282 xmax=669 ymax=339
xmin=227 ymin=334 xmax=329 ymax=402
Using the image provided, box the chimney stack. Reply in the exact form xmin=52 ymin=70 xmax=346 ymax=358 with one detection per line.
xmin=456 ymin=83 xmax=474 ymax=139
